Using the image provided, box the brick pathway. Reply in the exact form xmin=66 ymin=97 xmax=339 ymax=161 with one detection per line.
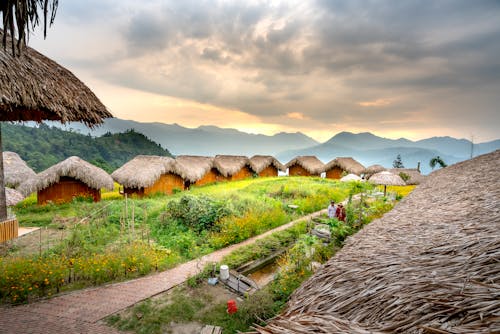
xmin=0 ymin=209 xmax=326 ymax=334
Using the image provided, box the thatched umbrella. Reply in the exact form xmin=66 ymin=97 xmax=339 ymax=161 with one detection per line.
xmin=340 ymin=173 xmax=363 ymax=182
xmin=0 ymin=32 xmax=111 ymax=219
xmin=3 ymin=151 xmax=36 ymax=188
xmin=368 ymin=171 xmax=405 ymax=196
xmin=6 ymin=187 xmax=24 ymax=207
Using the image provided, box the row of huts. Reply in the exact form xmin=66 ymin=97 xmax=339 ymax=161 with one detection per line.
xmin=5 ymin=152 xmax=423 ymax=205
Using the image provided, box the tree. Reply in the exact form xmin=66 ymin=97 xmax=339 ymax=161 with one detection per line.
xmin=393 ymin=154 xmax=404 ymax=168
xmin=429 ymin=156 xmax=447 ymax=170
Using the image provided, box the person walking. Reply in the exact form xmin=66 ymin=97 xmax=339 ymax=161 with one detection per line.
xmin=328 ymin=200 xmax=337 ymax=219
xmin=336 ymin=203 xmax=346 ymax=222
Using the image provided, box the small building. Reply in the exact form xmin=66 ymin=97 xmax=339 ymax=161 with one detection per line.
xmin=213 ymin=155 xmax=254 ymax=181
xmin=389 ymin=168 xmax=426 ymax=185
xmin=286 ymin=156 xmax=324 ymax=177
xmin=364 ymin=164 xmax=386 ymax=179
xmin=3 ymin=151 xmax=36 ymax=190
xmin=112 ymin=155 xmax=182 ymax=197
xmin=324 ymin=157 xmax=365 ymax=179
xmin=20 ymin=156 xmax=113 ymax=205
xmin=174 ymin=155 xmax=218 ymax=187
xmin=249 ymin=155 xmax=285 ymax=177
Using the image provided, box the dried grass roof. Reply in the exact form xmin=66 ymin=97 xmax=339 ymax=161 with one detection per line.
xmin=325 ymin=157 xmax=365 ymax=175
xmin=213 ymin=155 xmax=253 ymax=177
xmin=3 ymin=151 xmax=36 ymax=188
xmin=19 ymin=156 xmax=113 ymax=195
xmin=364 ymin=164 xmax=386 ymax=177
xmin=0 ymin=31 xmax=111 ymax=126
xmin=390 ymin=168 xmax=426 ymax=185
xmin=6 ymin=187 xmax=24 ymax=206
xmin=340 ymin=173 xmax=363 ymax=182
xmin=368 ymin=170 xmax=406 ymax=186
xmin=111 ymin=155 xmax=176 ymax=189
xmin=285 ymin=156 xmax=324 ymax=175
xmin=252 ymin=150 xmax=500 ymax=334
xmin=174 ymin=155 xmax=215 ymax=183
xmin=249 ymin=155 xmax=285 ymax=173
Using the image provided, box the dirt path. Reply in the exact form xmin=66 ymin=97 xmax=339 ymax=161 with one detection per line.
xmin=0 ymin=209 xmax=326 ymax=334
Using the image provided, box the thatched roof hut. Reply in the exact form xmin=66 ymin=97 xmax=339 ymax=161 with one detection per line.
xmin=20 ymin=156 xmax=113 ymax=204
xmin=6 ymin=188 xmax=24 ymax=206
xmin=364 ymin=164 xmax=386 ymax=178
xmin=174 ymin=156 xmax=217 ymax=187
xmin=111 ymin=155 xmax=183 ymax=196
xmin=389 ymin=168 xmax=426 ymax=185
xmin=3 ymin=151 xmax=36 ymax=188
xmin=252 ymin=150 xmax=500 ymax=334
xmin=249 ymin=155 xmax=285 ymax=177
xmin=213 ymin=155 xmax=254 ymax=181
xmin=324 ymin=157 xmax=365 ymax=179
xmin=286 ymin=156 xmax=324 ymax=177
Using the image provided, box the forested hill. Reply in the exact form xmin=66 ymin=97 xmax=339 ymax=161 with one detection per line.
xmin=2 ymin=123 xmax=172 ymax=173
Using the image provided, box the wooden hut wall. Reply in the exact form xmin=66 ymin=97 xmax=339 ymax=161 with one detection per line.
xmin=258 ymin=165 xmax=278 ymax=177
xmin=144 ymin=173 xmax=184 ymax=195
xmin=195 ymin=168 xmax=220 ymax=186
xmin=37 ymin=176 xmax=100 ymax=205
xmin=325 ymin=166 xmax=343 ymax=179
xmin=230 ymin=166 xmax=254 ymax=181
xmin=288 ymin=164 xmax=317 ymax=177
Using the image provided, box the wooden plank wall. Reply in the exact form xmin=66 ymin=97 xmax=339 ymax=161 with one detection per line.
xmin=289 ymin=164 xmax=317 ymax=176
xmin=258 ymin=166 xmax=278 ymax=177
xmin=325 ymin=166 xmax=343 ymax=179
xmin=230 ymin=166 xmax=254 ymax=181
xmin=144 ymin=173 xmax=184 ymax=195
xmin=37 ymin=177 xmax=101 ymax=205
xmin=0 ymin=218 xmax=18 ymax=243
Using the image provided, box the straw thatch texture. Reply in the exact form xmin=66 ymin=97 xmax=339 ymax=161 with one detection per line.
xmin=252 ymin=150 xmax=500 ymax=334
xmin=285 ymin=156 xmax=324 ymax=175
xmin=20 ymin=156 xmax=113 ymax=195
xmin=325 ymin=157 xmax=365 ymax=175
xmin=0 ymin=31 xmax=111 ymax=126
xmin=249 ymin=155 xmax=285 ymax=174
xmin=340 ymin=173 xmax=363 ymax=182
xmin=390 ymin=168 xmax=426 ymax=185
xmin=3 ymin=151 xmax=36 ymax=188
xmin=213 ymin=155 xmax=252 ymax=177
xmin=364 ymin=164 xmax=386 ymax=178
xmin=6 ymin=187 xmax=24 ymax=206
xmin=174 ymin=156 xmax=214 ymax=183
xmin=368 ymin=171 xmax=406 ymax=186
xmin=111 ymin=155 xmax=176 ymax=189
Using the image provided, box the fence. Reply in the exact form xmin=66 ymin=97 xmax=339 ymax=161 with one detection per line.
xmin=0 ymin=218 xmax=18 ymax=243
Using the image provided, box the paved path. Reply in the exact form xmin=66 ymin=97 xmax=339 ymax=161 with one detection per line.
xmin=0 ymin=209 xmax=326 ymax=334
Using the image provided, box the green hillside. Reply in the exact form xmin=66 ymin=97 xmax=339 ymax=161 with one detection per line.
xmin=2 ymin=123 xmax=172 ymax=172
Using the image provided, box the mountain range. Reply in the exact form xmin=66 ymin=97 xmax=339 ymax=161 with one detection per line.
xmin=35 ymin=118 xmax=500 ymax=175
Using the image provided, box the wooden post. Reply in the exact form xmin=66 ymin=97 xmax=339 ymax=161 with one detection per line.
xmin=39 ymin=228 xmax=42 ymax=256
xmin=0 ymin=123 xmax=7 ymax=221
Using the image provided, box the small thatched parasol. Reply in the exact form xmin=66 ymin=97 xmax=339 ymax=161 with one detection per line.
xmin=368 ymin=171 xmax=405 ymax=196
xmin=325 ymin=157 xmax=365 ymax=176
xmin=213 ymin=155 xmax=253 ymax=177
xmin=19 ymin=156 xmax=114 ymax=196
xmin=3 ymin=151 xmax=36 ymax=188
xmin=111 ymin=155 xmax=176 ymax=189
xmin=249 ymin=155 xmax=285 ymax=174
xmin=364 ymin=164 xmax=386 ymax=178
xmin=340 ymin=174 xmax=363 ymax=182
xmin=0 ymin=31 xmax=111 ymax=220
xmin=174 ymin=156 xmax=215 ymax=184
xmin=285 ymin=156 xmax=325 ymax=175
xmin=6 ymin=187 xmax=24 ymax=207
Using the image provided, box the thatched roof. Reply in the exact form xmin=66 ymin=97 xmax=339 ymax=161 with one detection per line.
xmin=340 ymin=173 xmax=363 ymax=182
xmin=325 ymin=157 xmax=365 ymax=175
xmin=174 ymin=156 xmax=215 ymax=183
xmin=6 ymin=187 xmax=24 ymax=206
xmin=2 ymin=151 xmax=36 ymax=188
xmin=0 ymin=31 xmax=111 ymax=126
xmin=252 ymin=150 xmax=500 ymax=333
xmin=285 ymin=156 xmax=324 ymax=175
xmin=368 ymin=171 xmax=405 ymax=186
xmin=364 ymin=164 xmax=386 ymax=178
xmin=111 ymin=155 xmax=176 ymax=189
xmin=249 ymin=155 xmax=285 ymax=173
xmin=213 ymin=155 xmax=253 ymax=177
xmin=389 ymin=168 xmax=426 ymax=185
xmin=20 ymin=156 xmax=113 ymax=194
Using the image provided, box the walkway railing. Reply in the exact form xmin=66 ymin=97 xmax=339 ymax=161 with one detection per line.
xmin=0 ymin=218 xmax=18 ymax=243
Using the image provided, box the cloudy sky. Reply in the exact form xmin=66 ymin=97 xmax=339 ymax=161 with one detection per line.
xmin=29 ymin=0 xmax=500 ymax=142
